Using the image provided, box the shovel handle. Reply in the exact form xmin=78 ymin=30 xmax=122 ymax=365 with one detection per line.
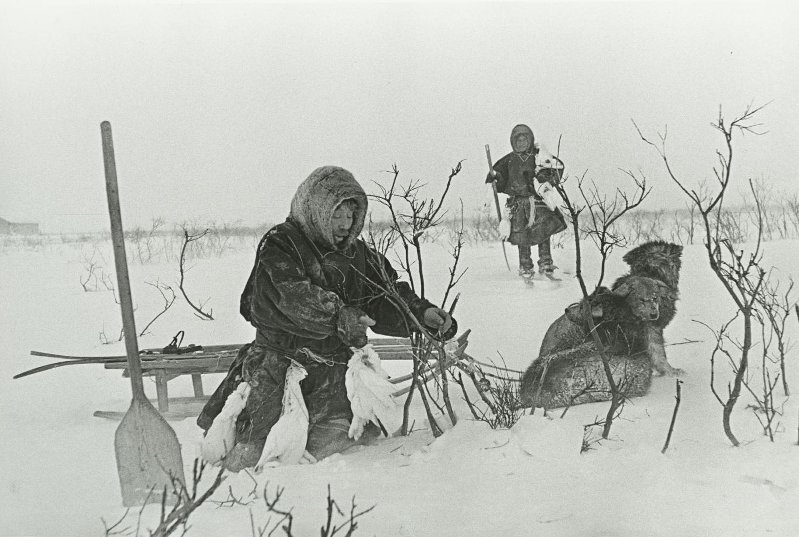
xmin=485 ymin=144 xmax=511 ymax=271
xmin=485 ymin=145 xmax=503 ymax=221
xmin=101 ymin=121 xmax=145 ymax=398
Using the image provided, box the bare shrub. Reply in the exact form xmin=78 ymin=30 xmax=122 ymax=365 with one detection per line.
xmin=671 ymin=202 xmax=700 ymax=245
xmin=581 ymin=406 xmax=625 ymax=453
xmin=550 ymin=148 xmax=650 ymax=440
xmin=138 ymin=279 xmax=177 ymax=336
xmin=783 ymin=193 xmax=799 ymax=237
xmin=746 ymin=314 xmax=784 ymax=441
xmin=637 ymin=103 xmax=771 ymax=446
xmin=99 ymin=323 xmax=124 ymax=346
xmin=625 ymin=209 xmax=666 ymax=244
xmin=366 ymin=162 xmax=465 ymax=436
xmin=453 ymin=203 xmax=500 ymax=244
xmin=128 ymin=217 xmax=166 ymax=264
xmin=456 ymin=356 xmax=525 ymax=430
xmin=661 ymin=379 xmax=683 ymax=454
xmin=755 ymin=271 xmax=794 ymax=396
xmin=250 ymin=483 xmax=374 ymax=537
xmin=80 ymin=246 xmax=107 ymax=292
xmin=178 ymin=226 xmax=214 ymax=320
xmin=102 ymin=459 xmax=225 ymax=537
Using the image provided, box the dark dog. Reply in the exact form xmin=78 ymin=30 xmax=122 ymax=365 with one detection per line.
xmin=519 ymin=241 xmax=682 ymax=408
xmin=613 ymin=240 xmax=682 ymax=376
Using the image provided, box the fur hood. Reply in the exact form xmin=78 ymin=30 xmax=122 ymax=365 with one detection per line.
xmin=289 ymin=166 xmax=368 ymax=250
xmin=510 ymin=124 xmax=537 ymax=155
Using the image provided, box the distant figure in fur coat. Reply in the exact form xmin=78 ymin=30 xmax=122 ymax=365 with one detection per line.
xmin=486 ymin=124 xmax=567 ymax=278
xmin=197 ymin=165 xmax=457 ymax=471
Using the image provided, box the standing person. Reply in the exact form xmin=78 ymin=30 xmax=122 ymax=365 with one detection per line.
xmin=486 ymin=124 xmax=566 ymax=280
xmin=197 ymin=165 xmax=457 ymax=471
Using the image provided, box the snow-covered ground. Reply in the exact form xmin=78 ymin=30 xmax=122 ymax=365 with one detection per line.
xmin=2 ymin=235 xmax=799 ymax=536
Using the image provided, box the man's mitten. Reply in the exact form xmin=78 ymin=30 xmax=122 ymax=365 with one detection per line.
xmin=336 ymin=306 xmax=375 ymax=348
xmin=422 ymin=307 xmax=459 ymax=341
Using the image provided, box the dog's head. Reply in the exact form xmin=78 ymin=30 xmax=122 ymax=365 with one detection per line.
xmin=622 ymin=241 xmax=683 ymax=289
xmin=612 ymin=276 xmax=671 ymax=322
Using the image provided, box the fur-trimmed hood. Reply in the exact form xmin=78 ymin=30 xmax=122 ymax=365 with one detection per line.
xmin=289 ymin=166 xmax=368 ymax=250
xmin=510 ymin=124 xmax=537 ymax=156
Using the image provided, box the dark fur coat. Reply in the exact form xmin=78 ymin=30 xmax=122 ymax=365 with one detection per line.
xmin=198 ymin=166 xmax=455 ymax=465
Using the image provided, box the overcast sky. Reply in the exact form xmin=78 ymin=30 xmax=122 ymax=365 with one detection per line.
xmin=1 ymin=1 xmax=797 ymax=233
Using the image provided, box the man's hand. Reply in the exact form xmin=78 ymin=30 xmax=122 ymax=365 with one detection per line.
xmin=498 ymin=219 xmax=511 ymax=241
xmin=423 ymin=307 xmax=453 ymax=336
xmin=337 ymin=306 xmax=376 ymax=348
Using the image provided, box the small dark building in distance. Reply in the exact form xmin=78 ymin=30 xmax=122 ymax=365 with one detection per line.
xmin=0 ymin=217 xmax=40 ymax=235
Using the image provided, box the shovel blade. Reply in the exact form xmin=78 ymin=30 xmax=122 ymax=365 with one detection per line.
xmin=115 ymin=399 xmax=186 ymax=507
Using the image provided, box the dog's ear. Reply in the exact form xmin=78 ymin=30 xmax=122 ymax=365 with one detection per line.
xmin=565 ymin=302 xmax=603 ymax=323
xmin=565 ymin=303 xmax=581 ymax=322
xmin=612 ymin=281 xmax=633 ymax=297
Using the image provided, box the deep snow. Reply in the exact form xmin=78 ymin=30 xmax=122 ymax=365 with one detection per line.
xmin=2 ymin=235 xmax=799 ymax=536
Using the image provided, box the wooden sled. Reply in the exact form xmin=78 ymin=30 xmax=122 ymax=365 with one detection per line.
xmin=23 ymin=333 xmax=471 ymax=421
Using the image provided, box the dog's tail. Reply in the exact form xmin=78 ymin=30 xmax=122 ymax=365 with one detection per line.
xmin=518 ymin=360 xmax=545 ymax=408
xmin=518 ymin=342 xmax=599 ymax=408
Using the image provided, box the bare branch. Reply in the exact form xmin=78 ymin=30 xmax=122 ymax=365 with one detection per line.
xmin=661 ymin=379 xmax=683 ymax=454
xmin=641 ymin=103 xmax=771 ymax=446
xmin=138 ymin=279 xmax=177 ymax=336
xmin=178 ymin=226 xmax=214 ymax=320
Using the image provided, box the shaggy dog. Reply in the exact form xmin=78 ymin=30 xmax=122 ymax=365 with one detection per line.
xmin=613 ymin=240 xmax=682 ymax=376
xmin=519 ymin=241 xmax=683 ymax=409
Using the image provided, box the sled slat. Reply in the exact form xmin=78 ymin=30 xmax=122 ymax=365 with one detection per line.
xmin=96 ymin=337 xmax=416 ymax=419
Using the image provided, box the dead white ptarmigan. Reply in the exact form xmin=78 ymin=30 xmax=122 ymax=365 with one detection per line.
xmin=200 ymin=381 xmax=251 ymax=465
xmin=346 ymin=344 xmax=397 ymax=440
xmin=254 ymin=361 xmax=309 ymax=471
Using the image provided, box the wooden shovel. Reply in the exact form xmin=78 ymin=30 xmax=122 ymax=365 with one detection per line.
xmin=484 ymin=144 xmax=511 ymax=271
xmin=101 ymin=121 xmax=185 ymax=507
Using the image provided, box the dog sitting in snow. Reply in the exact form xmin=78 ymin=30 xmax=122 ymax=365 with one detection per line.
xmin=613 ymin=240 xmax=682 ymax=376
xmin=519 ymin=241 xmax=683 ymax=409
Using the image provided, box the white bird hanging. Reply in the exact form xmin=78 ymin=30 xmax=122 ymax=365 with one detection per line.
xmin=254 ymin=362 xmax=309 ymax=471
xmin=200 ymin=381 xmax=251 ymax=465
xmin=527 ymin=195 xmax=537 ymax=228
xmin=346 ymin=344 xmax=398 ymax=441
xmin=535 ymin=144 xmax=564 ymax=212
xmin=535 ymin=145 xmax=565 ymax=172
xmin=498 ymin=201 xmax=512 ymax=240
xmin=539 ymin=183 xmax=561 ymax=211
